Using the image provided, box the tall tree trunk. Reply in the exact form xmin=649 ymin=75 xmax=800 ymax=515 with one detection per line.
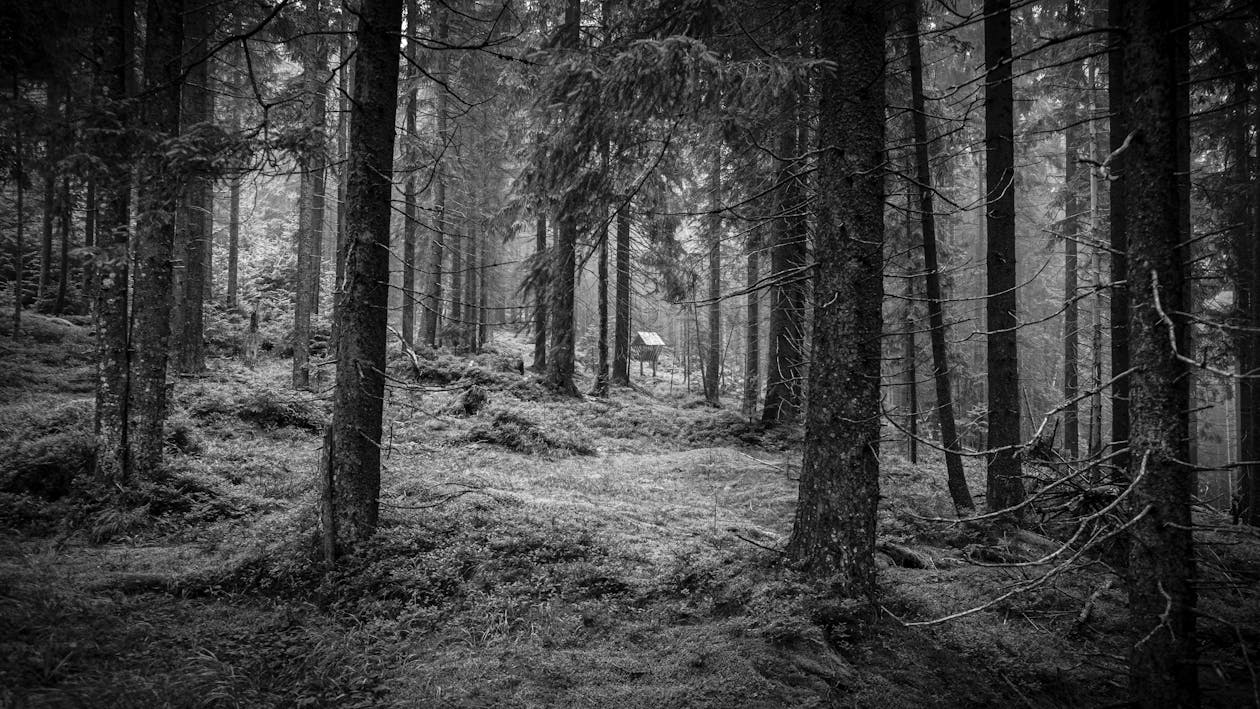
xmin=1108 ymin=0 xmax=1130 ymax=472
xmin=400 ymin=0 xmax=418 ymax=347
xmin=1121 ymin=1 xmax=1198 ymax=704
xmin=544 ymin=0 xmax=581 ymax=396
xmin=93 ymin=0 xmax=133 ymax=483
xmin=293 ymin=4 xmax=327 ymax=388
xmin=593 ymin=210 xmax=610 ymax=396
xmin=1063 ymin=63 xmax=1084 ymax=459
xmin=983 ymin=0 xmax=1025 ymax=516
xmin=786 ymin=0 xmax=885 ymax=597
xmin=450 ymin=226 xmax=463 ymax=348
xmin=464 ymin=219 xmax=479 ymax=351
xmin=613 ymin=207 xmax=631 ymax=384
xmin=11 ymin=78 xmax=23 ymax=334
xmin=53 ymin=176 xmax=72 ymax=314
xmin=762 ymin=88 xmax=807 ymax=424
xmin=743 ymin=227 xmax=760 ymax=416
xmin=128 ymin=0 xmax=184 ymax=479
xmin=227 ymin=174 xmax=240 ymax=309
xmin=704 ymin=148 xmax=721 ymax=406
xmin=177 ymin=0 xmax=211 ymax=375
xmin=421 ymin=5 xmax=447 ymax=348
xmin=1233 ymin=74 xmax=1260 ymax=526
xmin=1174 ymin=1 xmax=1195 ymax=469
xmin=83 ymin=176 xmax=96 ymax=297
xmin=39 ymin=84 xmax=60 ymax=306
xmin=531 ymin=213 xmax=547 ymax=370
xmin=322 ymin=0 xmax=403 ymax=560
xmin=907 ymin=0 xmax=972 ymax=512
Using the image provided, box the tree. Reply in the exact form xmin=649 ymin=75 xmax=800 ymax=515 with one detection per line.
xmin=421 ymin=3 xmax=448 ymax=349
xmin=785 ymin=0 xmax=885 ymax=596
xmin=906 ymin=0 xmax=974 ymax=514
xmin=321 ymin=0 xmax=404 ymax=560
xmin=127 ymin=0 xmax=184 ymax=479
xmin=92 ymin=0 xmax=134 ymax=483
xmin=176 ymin=0 xmax=213 ymax=375
xmin=1062 ymin=55 xmax=1085 ymax=460
xmin=544 ymin=0 xmax=582 ymax=396
xmin=762 ymin=83 xmax=807 ymax=424
xmin=1120 ymin=1 xmax=1198 ymax=704
xmin=743 ymin=225 xmax=759 ymax=416
xmin=983 ymin=0 xmax=1025 ymax=516
xmin=400 ymin=0 xmax=419 ymax=348
xmin=1109 ymin=0 xmax=1131 ymax=473
xmin=612 ymin=206 xmax=631 ymax=384
xmin=703 ymin=147 xmax=721 ymax=406
xmin=293 ymin=0 xmax=329 ymax=389
xmin=531 ymin=213 xmax=546 ymax=370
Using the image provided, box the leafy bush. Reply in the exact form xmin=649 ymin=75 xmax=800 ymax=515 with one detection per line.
xmin=0 ymin=398 xmax=95 ymax=499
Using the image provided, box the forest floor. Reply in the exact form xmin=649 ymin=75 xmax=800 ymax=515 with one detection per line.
xmin=1 ymin=312 xmax=1258 ymax=708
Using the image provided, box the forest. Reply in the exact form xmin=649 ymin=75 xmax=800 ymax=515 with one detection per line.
xmin=0 ymin=0 xmax=1258 ymax=706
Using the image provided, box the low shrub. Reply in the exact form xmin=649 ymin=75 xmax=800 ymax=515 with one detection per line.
xmin=464 ymin=408 xmax=596 ymax=456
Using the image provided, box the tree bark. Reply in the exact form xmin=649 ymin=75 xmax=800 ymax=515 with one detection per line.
xmin=177 ymin=0 xmax=211 ymax=375
xmin=531 ymin=213 xmax=547 ymax=370
xmin=12 ymin=78 xmax=23 ymax=334
xmin=421 ymin=5 xmax=447 ymax=348
xmin=128 ymin=0 xmax=184 ymax=479
xmin=785 ymin=0 xmax=885 ymax=597
xmin=293 ymin=4 xmax=328 ymax=388
xmin=593 ymin=209 xmax=610 ymax=396
xmin=762 ymin=88 xmax=807 ymax=424
xmin=983 ymin=0 xmax=1025 ymax=517
xmin=613 ymin=207 xmax=631 ymax=384
xmin=1109 ymin=0 xmax=1131 ymax=473
xmin=400 ymin=0 xmax=418 ymax=348
xmin=907 ymin=0 xmax=972 ymax=512
xmin=544 ymin=0 xmax=581 ymax=396
xmin=322 ymin=0 xmax=403 ymax=559
xmin=1063 ymin=63 xmax=1084 ymax=459
xmin=39 ymin=83 xmax=61 ymax=305
xmin=53 ymin=176 xmax=72 ymax=315
xmin=1120 ymin=1 xmax=1198 ymax=704
xmin=743 ymin=227 xmax=760 ymax=416
xmin=93 ymin=0 xmax=133 ymax=483
xmin=227 ymin=174 xmax=240 ymax=309
xmin=704 ymin=148 xmax=721 ymax=406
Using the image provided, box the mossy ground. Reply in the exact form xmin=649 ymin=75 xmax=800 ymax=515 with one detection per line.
xmin=0 ymin=317 xmax=1256 ymax=707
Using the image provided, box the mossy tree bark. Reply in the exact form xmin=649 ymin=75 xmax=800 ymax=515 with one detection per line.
xmin=786 ymin=0 xmax=885 ymax=597
xmin=92 ymin=0 xmax=134 ymax=483
xmin=128 ymin=0 xmax=184 ymax=479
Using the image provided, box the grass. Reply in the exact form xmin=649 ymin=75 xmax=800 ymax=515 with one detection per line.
xmin=0 ymin=324 xmax=1256 ymax=707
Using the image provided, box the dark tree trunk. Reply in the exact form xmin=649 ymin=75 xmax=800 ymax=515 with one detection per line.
xmin=83 ymin=176 xmax=95 ymax=297
xmin=907 ymin=0 xmax=972 ymax=512
xmin=293 ymin=6 xmax=328 ymax=388
xmin=1109 ymin=0 xmax=1131 ymax=472
xmin=177 ymin=0 xmax=211 ymax=375
xmin=39 ymin=84 xmax=60 ymax=305
xmin=227 ymin=174 xmax=240 ymax=309
xmin=1174 ymin=2 xmax=1195 ymax=469
xmin=322 ymin=0 xmax=403 ymax=560
xmin=613 ymin=207 xmax=631 ymax=384
xmin=983 ymin=0 xmax=1025 ymax=516
xmin=53 ymin=176 xmax=71 ymax=315
xmin=464 ymin=221 xmax=479 ymax=351
xmin=128 ymin=0 xmax=184 ymax=479
xmin=532 ymin=213 xmax=547 ymax=370
xmin=743 ymin=227 xmax=760 ymax=416
xmin=450 ymin=226 xmax=463 ymax=348
xmin=593 ymin=212 xmax=610 ymax=397
xmin=1234 ymin=72 xmax=1260 ymax=527
xmin=786 ymin=0 xmax=885 ymax=597
xmin=12 ymin=78 xmax=23 ymax=334
xmin=400 ymin=0 xmax=418 ymax=347
xmin=1120 ymin=1 xmax=1198 ymax=704
xmin=421 ymin=5 xmax=447 ymax=348
xmin=1063 ymin=63 xmax=1084 ymax=459
xmin=93 ymin=0 xmax=133 ymax=483
xmin=544 ymin=0 xmax=581 ymax=396
xmin=762 ymin=90 xmax=807 ymax=424
xmin=704 ymin=149 xmax=721 ymax=406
